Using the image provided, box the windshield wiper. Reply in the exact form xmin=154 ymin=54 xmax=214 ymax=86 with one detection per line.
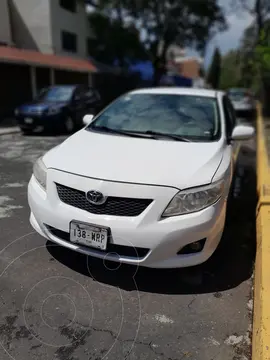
xmin=89 ymin=125 xmax=152 ymax=138
xmin=89 ymin=126 xmax=191 ymax=142
xmin=142 ymin=131 xmax=191 ymax=142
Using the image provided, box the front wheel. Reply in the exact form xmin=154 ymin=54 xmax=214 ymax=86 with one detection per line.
xmin=64 ymin=116 xmax=75 ymax=134
xmin=21 ymin=129 xmax=32 ymax=136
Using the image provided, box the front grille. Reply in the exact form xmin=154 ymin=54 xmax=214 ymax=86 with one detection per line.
xmin=56 ymin=183 xmax=152 ymax=217
xmin=46 ymin=225 xmax=150 ymax=259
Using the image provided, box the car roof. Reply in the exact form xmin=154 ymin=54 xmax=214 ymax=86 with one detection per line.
xmin=228 ymin=88 xmax=247 ymax=92
xmin=54 ymin=84 xmax=78 ymax=87
xmin=44 ymin=84 xmax=77 ymax=91
xmin=129 ymin=87 xmax=223 ymax=98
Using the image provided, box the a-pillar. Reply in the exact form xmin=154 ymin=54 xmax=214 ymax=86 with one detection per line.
xmin=50 ymin=68 xmax=55 ymax=86
xmin=30 ymin=66 xmax=37 ymax=98
xmin=88 ymin=72 xmax=93 ymax=87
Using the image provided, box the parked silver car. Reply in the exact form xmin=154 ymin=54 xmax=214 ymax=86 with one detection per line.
xmin=227 ymin=88 xmax=256 ymax=118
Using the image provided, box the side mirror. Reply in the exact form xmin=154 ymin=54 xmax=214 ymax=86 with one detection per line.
xmin=231 ymin=124 xmax=255 ymax=141
xmin=83 ymin=114 xmax=94 ymax=126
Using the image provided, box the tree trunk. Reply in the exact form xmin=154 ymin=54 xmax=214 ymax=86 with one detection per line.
xmin=152 ymin=42 xmax=169 ymax=86
xmin=255 ymin=0 xmax=264 ymax=38
xmin=153 ymin=58 xmax=166 ymax=86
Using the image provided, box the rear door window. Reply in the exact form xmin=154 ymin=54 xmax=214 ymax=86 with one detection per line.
xmin=84 ymin=87 xmax=100 ymax=103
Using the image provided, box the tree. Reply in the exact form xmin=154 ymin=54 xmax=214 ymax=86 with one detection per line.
xmin=219 ymin=50 xmax=241 ymax=90
xmin=256 ymin=22 xmax=270 ymax=76
xmin=219 ymin=48 xmax=260 ymax=90
xmin=232 ymin=0 xmax=270 ymax=38
xmin=256 ymin=21 xmax=270 ymax=110
xmin=87 ymin=12 xmax=148 ymax=67
xmin=232 ymin=0 xmax=270 ymax=109
xmin=87 ymin=0 xmax=227 ymax=84
xmin=238 ymin=24 xmax=260 ymax=89
xmin=207 ymin=47 xmax=221 ymax=89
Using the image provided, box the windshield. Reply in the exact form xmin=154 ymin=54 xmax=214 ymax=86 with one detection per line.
xmin=36 ymin=86 xmax=75 ymax=102
xmin=228 ymin=89 xmax=249 ymax=101
xmin=88 ymin=93 xmax=220 ymax=141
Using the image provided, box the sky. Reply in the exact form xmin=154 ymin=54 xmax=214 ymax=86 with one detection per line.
xmin=202 ymin=0 xmax=253 ymax=66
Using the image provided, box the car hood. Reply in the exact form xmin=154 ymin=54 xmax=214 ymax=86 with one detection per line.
xmin=43 ymin=130 xmax=224 ymax=189
xmin=19 ymin=101 xmax=67 ymax=113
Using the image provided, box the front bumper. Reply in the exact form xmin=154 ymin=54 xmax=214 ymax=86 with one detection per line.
xmin=16 ymin=113 xmax=64 ymax=131
xmin=232 ymin=103 xmax=256 ymax=114
xmin=28 ymin=170 xmax=228 ymax=268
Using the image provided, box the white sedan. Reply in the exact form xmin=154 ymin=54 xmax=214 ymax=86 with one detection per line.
xmin=28 ymin=88 xmax=254 ymax=268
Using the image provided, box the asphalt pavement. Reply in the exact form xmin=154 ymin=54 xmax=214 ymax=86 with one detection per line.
xmin=0 ymin=132 xmax=256 ymax=360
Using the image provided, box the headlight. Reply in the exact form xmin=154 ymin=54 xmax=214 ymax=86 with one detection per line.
xmin=162 ymin=180 xmax=225 ymax=217
xmin=33 ymin=157 xmax=47 ymax=190
xmin=47 ymin=107 xmax=62 ymax=115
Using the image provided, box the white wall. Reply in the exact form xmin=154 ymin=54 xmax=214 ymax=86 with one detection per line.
xmin=10 ymin=0 xmax=53 ymax=53
xmin=7 ymin=0 xmax=92 ymax=59
xmin=193 ymin=77 xmax=206 ymax=89
xmin=0 ymin=0 xmax=12 ymax=45
xmin=50 ymin=0 xmax=92 ymax=59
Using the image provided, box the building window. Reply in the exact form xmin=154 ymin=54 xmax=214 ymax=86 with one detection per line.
xmin=61 ymin=31 xmax=77 ymax=53
xmin=59 ymin=0 xmax=76 ymax=13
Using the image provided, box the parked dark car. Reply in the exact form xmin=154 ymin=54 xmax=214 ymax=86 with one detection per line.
xmin=15 ymin=85 xmax=102 ymax=134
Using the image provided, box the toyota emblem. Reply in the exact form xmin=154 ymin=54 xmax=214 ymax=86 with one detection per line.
xmin=86 ymin=190 xmax=107 ymax=205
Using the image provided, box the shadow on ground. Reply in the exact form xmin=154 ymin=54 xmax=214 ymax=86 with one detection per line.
xmin=22 ymin=130 xmax=70 ymax=137
xmin=47 ymin=144 xmax=257 ymax=295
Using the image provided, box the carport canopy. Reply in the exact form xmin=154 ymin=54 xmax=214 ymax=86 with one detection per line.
xmin=0 ymin=46 xmax=97 ymax=97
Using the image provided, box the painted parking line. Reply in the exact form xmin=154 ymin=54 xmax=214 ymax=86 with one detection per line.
xmin=0 ymin=127 xmax=20 ymax=136
xmin=233 ymin=144 xmax=241 ymax=162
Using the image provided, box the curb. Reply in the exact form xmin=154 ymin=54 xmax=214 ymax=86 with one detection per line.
xmin=0 ymin=127 xmax=21 ymax=136
xmin=253 ymin=104 xmax=270 ymax=360
xmin=233 ymin=143 xmax=241 ymax=162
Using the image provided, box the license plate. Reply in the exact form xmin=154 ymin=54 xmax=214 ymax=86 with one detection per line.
xmin=70 ymin=221 xmax=108 ymax=250
xmin=25 ymin=117 xmax=33 ymax=124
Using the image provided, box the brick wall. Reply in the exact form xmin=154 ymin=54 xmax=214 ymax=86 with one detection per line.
xmin=167 ymin=58 xmax=201 ymax=80
xmin=177 ymin=59 xmax=200 ymax=79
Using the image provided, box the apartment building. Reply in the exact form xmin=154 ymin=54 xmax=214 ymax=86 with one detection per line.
xmin=0 ymin=0 xmax=98 ymax=119
xmin=0 ymin=0 xmax=137 ymax=119
xmin=0 ymin=0 xmax=12 ymax=46
xmin=174 ymin=56 xmax=203 ymax=79
xmin=5 ymin=0 xmax=93 ymax=59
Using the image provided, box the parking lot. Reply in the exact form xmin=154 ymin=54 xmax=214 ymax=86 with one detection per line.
xmin=0 ymin=131 xmax=256 ymax=360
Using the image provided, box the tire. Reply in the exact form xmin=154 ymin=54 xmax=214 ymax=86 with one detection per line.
xmin=64 ymin=116 xmax=75 ymax=134
xmin=21 ymin=129 xmax=32 ymax=135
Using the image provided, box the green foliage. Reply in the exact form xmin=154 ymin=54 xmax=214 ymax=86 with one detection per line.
xmin=219 ymin=50 xmax=241 ymax=90
xmin=256 ymin=25 xmax=270 ymax=76
xmin=207 ymin=47 xmax=221 ymax=89
xmin=237 ymin=24 xmax=261 ymax=90
xmin=219 ymin=49 xmax=261 ymax=91
xmin=219 ymin=20 xmax=268 ymax=91
xmin=87 ymin=12 xmax=148 ymax=67
xmin=125 ymin=0 xmax=227 ymax=52
xmin=229 ymin=1 xmax=270 ymax=89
